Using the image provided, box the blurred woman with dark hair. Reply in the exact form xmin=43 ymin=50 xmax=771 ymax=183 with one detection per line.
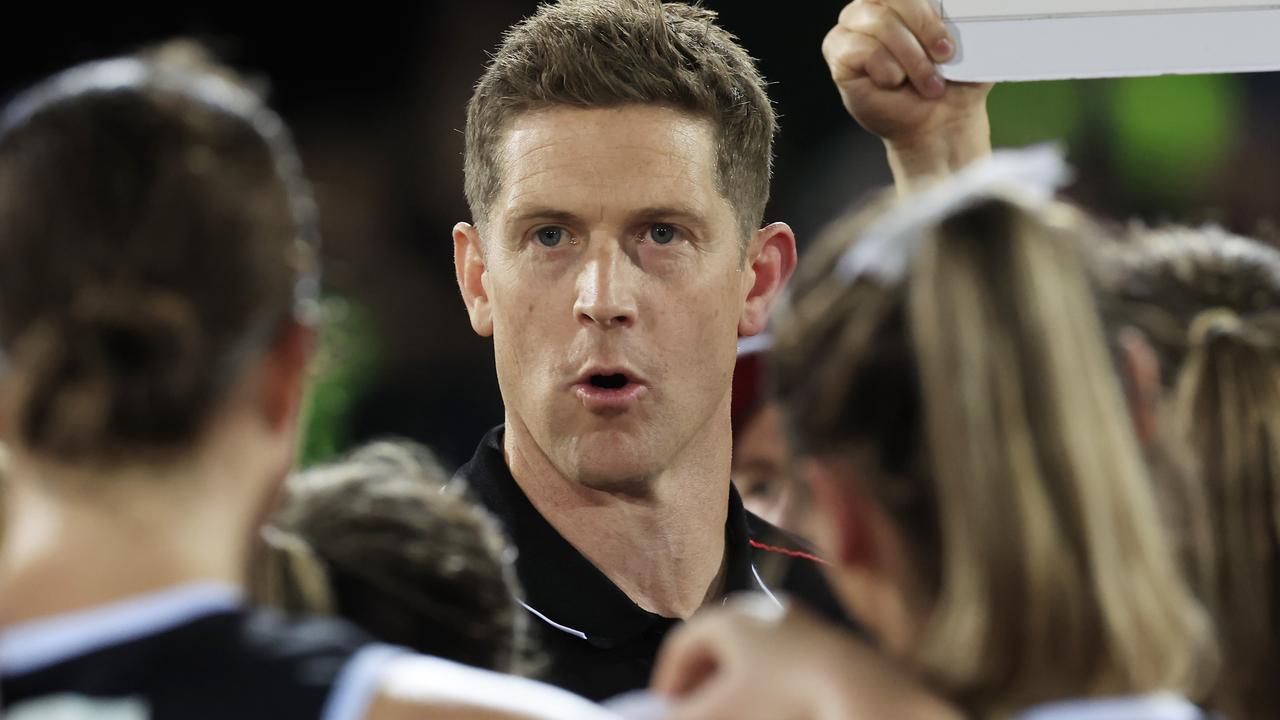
xmin=0 ymin=44 xmax=615 ymax=720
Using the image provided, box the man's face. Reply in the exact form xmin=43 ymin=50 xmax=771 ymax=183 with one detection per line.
xmin=459 ymin=105 xmax=776 ymax=490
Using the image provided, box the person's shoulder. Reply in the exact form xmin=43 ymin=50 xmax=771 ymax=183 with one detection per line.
xmin=237 ymin=607 xmax=375 ymax=659
xmin=372 ymin=653 xmax=620 ymax=720
xmin=232 ymin=610 xmax=413 ymax=719
xmin=217 ymin=608 xmax=388 ymax=705
xmin=1 ymin=609 xmax=386 ymax=720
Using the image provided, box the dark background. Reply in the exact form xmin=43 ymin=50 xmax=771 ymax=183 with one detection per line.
xmin=5 ymin=3 xmax=1277 ymax=467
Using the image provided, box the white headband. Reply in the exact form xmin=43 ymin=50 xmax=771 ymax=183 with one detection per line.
xmin=835 ymin=143 xmax=1074 ymax=284
xmin=0 ymin=56 xmax=321 ymax=321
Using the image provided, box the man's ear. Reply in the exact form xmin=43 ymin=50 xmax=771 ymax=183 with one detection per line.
xmin=738 ymin=222 xmax=798 ymax=338
xmin=454 ymin=222 xmax=494 ymax=337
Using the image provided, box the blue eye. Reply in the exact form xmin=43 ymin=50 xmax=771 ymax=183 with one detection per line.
xmin=536 ymin=227 xmax=566 ymax=247
xmin=648 ymin=224 xmax=677 ymax=245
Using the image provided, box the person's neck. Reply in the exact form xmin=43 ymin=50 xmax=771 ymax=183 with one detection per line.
xmin=503 ymin=414 xmax=733 ymax=619
xmin=0 ymin=455 xmax=259 ymax=626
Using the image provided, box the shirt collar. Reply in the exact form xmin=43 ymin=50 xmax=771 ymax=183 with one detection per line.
xmin=456 ymin=426 xmax=764 ymax=647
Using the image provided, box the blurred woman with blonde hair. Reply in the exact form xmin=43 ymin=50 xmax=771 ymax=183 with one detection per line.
xmin=654 ymin=149 xmax=1216 ymax=720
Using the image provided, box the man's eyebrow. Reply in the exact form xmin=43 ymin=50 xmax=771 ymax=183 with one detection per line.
xmin=499 ymin=204 xmax=716 ymax=238
xmin=627 ymin=205 xmax=706 ymax=221
xmin=505 ymin=206 xmax=587 ymax=226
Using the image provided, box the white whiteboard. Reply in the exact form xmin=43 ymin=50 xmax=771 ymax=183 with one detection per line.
xmin=937 ymin=0 xmax=1280 ymax=81
xmin=943 ymin=0 xmax=1278 ymax=19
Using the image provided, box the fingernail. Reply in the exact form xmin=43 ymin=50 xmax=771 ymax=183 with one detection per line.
xmin=934 ymin=37 xmax=954 ymax=60
xmin=925 ymin=73 xmax=946 ymax=98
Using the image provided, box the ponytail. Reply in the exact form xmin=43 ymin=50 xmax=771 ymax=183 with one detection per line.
xmin=908 ymin=201 xmax=1211 ymax=710
xmin=1173 ymin=307 xmax=1280 ymax=717
xmin=775 ymin=190 xmax=1214 ymax=715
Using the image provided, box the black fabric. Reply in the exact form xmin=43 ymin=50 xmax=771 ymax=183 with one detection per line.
xmin=457 ymin=426 xmax=856 ymax=701
xmin=2 ymin=609 xmax=374 ymax=719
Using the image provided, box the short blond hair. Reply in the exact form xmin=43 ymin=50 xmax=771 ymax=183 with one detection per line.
xmin=463 ymin=0 xmax=775 ymax=238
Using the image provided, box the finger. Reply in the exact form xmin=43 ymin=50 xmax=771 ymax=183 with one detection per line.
xmin=865 ymin=44 xmax=908 ymax=90
xmin=823 ymin=27 xmax=905 ymax=89
xmin=843 ymin=3 xmax=945 ymax=98
xmin=851 ymin=0 xmax=954 ymax=62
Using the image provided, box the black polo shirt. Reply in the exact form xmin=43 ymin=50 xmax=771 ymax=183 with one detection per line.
xmin=457 ymin=426 xmax=852 ymax=701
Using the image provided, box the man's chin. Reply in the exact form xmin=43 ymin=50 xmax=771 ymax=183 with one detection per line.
xmin=573 ymin=469 xmax=658 ymax=496
xmin=567 ymin=436 xmax=662 ymax=494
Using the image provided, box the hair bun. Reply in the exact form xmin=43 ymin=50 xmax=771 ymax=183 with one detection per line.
xmin=68 ymin=285 xmax=202 ymax=376
xmin=17 ymin=285 xmax=208 ymax=458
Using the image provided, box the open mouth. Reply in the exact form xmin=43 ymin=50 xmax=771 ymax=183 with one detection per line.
xmin=589 ymin=373 xmax=630 ymax=390
xmin=574 ymin=368 xmax=646 ymax=411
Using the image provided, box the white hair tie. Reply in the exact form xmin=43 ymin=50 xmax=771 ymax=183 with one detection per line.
xmin=836 ymin=143 xmax=1074 ymax=284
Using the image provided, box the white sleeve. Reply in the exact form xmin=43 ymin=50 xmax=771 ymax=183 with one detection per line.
xmin=375 ymin=653 xmax=624 ymax=720
xmin=320 ymin=644 xmax=409 ymax=720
